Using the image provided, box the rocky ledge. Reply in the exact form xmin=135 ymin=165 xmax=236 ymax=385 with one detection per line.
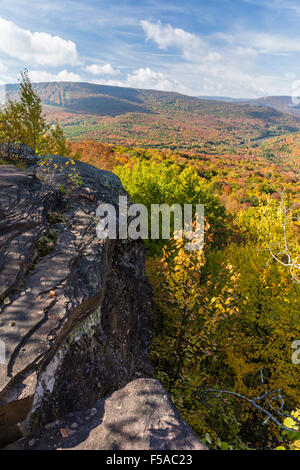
xmin=0 ymin=144 xmax=206 ymax=450
xmin=5 ymin=379 xmax=207 ymax=450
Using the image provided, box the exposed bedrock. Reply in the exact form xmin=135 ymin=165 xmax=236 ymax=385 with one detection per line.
xmin=5 ymin=379 xmax=207 ymax=450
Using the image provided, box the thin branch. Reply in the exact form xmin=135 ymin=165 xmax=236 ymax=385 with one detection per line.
xmin=267 ymin=190 xmax=300 ymax=283
xmin=195 ymin=369 xmax=300 ymax=432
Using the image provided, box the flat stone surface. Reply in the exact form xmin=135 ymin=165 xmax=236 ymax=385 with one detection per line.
xmin=5 ymin=379 xmax=207 ymax=450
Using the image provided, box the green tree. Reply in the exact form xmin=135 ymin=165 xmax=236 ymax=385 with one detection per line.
xmin=47 ymin=119 xmax=71 ymax=156
xmin=0 ymin=69 xmax=70 ymax=156
xmin=18 ymin=69 xmax=48 ymax=153
xmin=115 ymin=160 xmax=228 ymax=254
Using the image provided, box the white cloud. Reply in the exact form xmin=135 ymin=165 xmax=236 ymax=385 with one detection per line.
xmin=141 ymin=19 xmax=197 ymax=51
xmin=242 ymin=0 xmax=300 ymax=16
xmin=219 ymin=31 xmax=300 ymax=54
xmin=28 ymin=69 xmax=82 ymax=82
xmin=92 ymin=67 xmax=187 ymax=93
xmin=249 ymin=33 xmax=300 ymax=53
xmin=235 ymin=46 xmax=258 ymax=57
xmin=172 ymin=58 xmax=295 ymax=98
xmin=84 ymin=63 xmax=120 ymax=75
xmin=140 ymin=20 xmax=300 ymax=97
xmin=0 ymin=17 xmax=79 ymax=66
xmin=141 ymin=20 xmax=221 ymax=63
xmin=125 ymin=67 xmax=185 ymax=91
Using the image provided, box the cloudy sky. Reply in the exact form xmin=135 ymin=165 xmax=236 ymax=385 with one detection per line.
xmin=0 ymin=0 xmax=299 ymax=98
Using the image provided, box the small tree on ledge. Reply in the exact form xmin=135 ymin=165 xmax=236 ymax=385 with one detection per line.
xmin=0 ymin=69 xmax=70 ymax=156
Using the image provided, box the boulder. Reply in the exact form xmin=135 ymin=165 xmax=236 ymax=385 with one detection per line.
xmin=5 ymin=378 xmax=207 ymax=450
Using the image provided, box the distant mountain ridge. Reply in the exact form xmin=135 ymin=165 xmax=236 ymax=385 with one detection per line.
xmin=197 ymin=95 xmax=300 ymax=117
xmin=252 ymin=96 xmax=300 ymax=117
xmin=1 ymin=82 xmax=299 ymax=151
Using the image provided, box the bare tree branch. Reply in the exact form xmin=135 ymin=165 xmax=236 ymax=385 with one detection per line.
xmin=196 ymin=370 xmax=300 ymax=432
xmin=268 ymin=190 xmax=300 ymax=283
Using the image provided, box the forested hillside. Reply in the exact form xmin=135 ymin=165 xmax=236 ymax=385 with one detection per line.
xmin=252 ymin=96 xmax=300 ymax=117
xmin=198 ymin=95 xmax=300 ymax=117
xmin=1 ymin=82 xmax=300 ymax=154
xmin=71 ymin=138 xmax=299 ymax=450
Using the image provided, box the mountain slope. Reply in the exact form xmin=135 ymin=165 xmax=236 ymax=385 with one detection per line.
xmin=1 ymin=82 xmax=300 ymax=152
xmin=197 ymin=95 xmax=300 ymax=117
xmin=252 ymin=96 xmax=300 ymax=117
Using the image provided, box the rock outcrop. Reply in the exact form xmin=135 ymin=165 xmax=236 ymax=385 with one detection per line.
xmin=5 ymin=379 xmax=207 ymax=450
xmin=0 ymin=144 xmax=206 ymax=450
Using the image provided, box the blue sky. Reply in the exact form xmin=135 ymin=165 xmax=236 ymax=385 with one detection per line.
xmin=0 ymin=0 xmax=300 ymax=97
